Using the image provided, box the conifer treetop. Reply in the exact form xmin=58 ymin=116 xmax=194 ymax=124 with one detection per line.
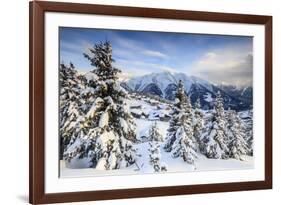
xmin=84 ymin=40 xmax=120 ymax=81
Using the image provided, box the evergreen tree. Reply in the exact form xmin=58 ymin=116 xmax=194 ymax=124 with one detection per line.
xmin=171 ymin=126 xmax=197 ymax=165
xmin=247 ymin=130 xmax=253 ymax=156
xmin=148 ymin=122 xmax=167 ymax=172
xmin=79 ymin=71 xmax=99 ymax=113
xmin=148 ymin=122 xmax=163 ymax=142
xmin=64 ymin=41 xmax=138 ymax=170
xmin=201 ymin=91 xmax=229 ymax=159
xmin=228 ymin=111 xmax=249 ymax=160
xmin=193 ymin=98 xmax=204 ymax=152
xmin=59 ymin=62 xmax=84 ymax=159
xmin=242 ymin=110 xmax=253 ymax=156
xmin=164 ymin=80 xmax=187 ymax=152
xmin=225 ymin=109 xmax=235 ymax=143
xmin=164 ymin=80 xmax=197 ymax=165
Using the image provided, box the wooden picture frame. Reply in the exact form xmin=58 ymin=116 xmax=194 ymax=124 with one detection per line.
xmin=29 ymin=1 xmax=272 ymax=204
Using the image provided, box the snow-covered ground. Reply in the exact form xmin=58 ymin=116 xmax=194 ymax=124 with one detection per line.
xmin=61 ymin=146 xmax=253 ymax=178
xmin=60 ymin=117 xmax=254 ymax=178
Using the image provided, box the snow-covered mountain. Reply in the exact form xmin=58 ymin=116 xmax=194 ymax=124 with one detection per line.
xmin=218 ymin=84 xmax=253 ymax=106
xmin=122 ymin=72 xmax=252 ymax=111
xmin=124 ymin=72 xmax=212 ymax=95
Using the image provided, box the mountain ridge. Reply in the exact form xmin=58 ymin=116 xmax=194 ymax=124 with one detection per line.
xmin=122 ymin=71 xmax=252 ymax=111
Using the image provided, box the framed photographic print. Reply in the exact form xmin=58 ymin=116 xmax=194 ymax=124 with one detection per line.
xmin=29 ymin=1 xmax=272 ymax=204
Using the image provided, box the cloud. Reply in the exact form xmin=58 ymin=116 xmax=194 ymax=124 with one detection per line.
xmin=205 ymin=52 xmax=217 ymax=59
xmin=111 ymin=34 xmax=169 ymax=59
xmin=142 ymin=50 xmax=168 ymax=59
xmin=190 ymin=46 xmax=253 ymax=86
xmin=114 ymin=59 xmax=177 ymax=77
xmin=61 ymin=39 xmax=93 ymax=55
xmin=113 ymin=35 xmax=142 ymax=51
xmin=117 ymin=71 xmax=134 ymax=81
xmin=60 ymin=40 xmax=82 ymax=52
xmin=60 ymin=39 xmax=100 ymax=71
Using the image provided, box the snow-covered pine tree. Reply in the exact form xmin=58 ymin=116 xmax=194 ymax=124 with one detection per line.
xmin=62 ymin=69 xmax=106 ymax=163
xmin=79 ymin=71 xmax=99 ymax=113
xmin=59 ymin=62 xmax=84 ymax=159
xmin=225 ymin=109 xmax=235 ymax=143
xmin=228 ymin=111 xmax=249 ymax=160
xmin=148 ymin=141 xmax=167 ymax=172
xmin=201 ymin=91 xmax=229 ymax=159
xmin=148 ymin=122 xmax=167 ymax=172
xmin=247 ymin=130 xmax=253 ymax=156
xmin=242 ymin=110 xmax=253 ymax=156
xmin=148 ymin=121 xmax=163 ymax=142
xmin=172 ymin=126 xmax=198 ymax=166
xmin=164 ymin=80 xmax=186 ymax=152
xmin=64 ymin=41 xmax=138 ymax=170
xmin=164 ymin=80 xmax=197 ymax=165
xmin=193 ymin=98 xmax=204 ymax=152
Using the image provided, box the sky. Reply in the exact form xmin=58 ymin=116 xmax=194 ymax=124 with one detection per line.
xmin=60 ymin=27 xmax=253 ymax=86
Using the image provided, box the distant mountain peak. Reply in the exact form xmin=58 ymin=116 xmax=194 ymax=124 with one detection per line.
xmin=122 ymin=72 xmax=252 ymax=111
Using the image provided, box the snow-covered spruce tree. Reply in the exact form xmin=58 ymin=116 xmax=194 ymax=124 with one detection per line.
xmin=228 ymin=111 xmax=249 ymax=160
xmin=59 ymin=62 xmax=84 ymax=159
xmin=193 ymin=98 xmax=204 ymax=152
xmin=78 ymin=72 xmax=97 ymax=111
xmin=241 ymin=110 xmax=253 ymax=156
xmin=247 ymin=130 xmax=253 ymax=156
xmin=148 ymin=121 xmax=163 ymax=142
xmin=201 ymin=91 xmax=229 ymax=159
xmin=164 ymin=80 xmax=187 ymax=152
xmin=148 ymin=141 xmax=167 ymax=172
xmin=164 ymin=80 xmax=197 ymax=165
xmin=148 ymin=122 xmax=167 ymax=172
xmin=64 ymin=41 xmax=138 ymax=170
xmin=62 ymin=69 xmax=108 ymax=163
xmin=225 ymin=109 xmax=235 ymax=143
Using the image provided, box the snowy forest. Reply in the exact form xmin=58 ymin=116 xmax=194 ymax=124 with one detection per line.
xmin=59 ymin=41 xmax=253 ymax=177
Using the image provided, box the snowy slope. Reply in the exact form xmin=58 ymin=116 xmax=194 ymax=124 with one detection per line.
xmin=62 ymin=140 xmax=253 ymax=178
xmin=61 ymin=148 xmax=253 ymax=178
xmin=61 ymin=97 xmax=254 ymax=178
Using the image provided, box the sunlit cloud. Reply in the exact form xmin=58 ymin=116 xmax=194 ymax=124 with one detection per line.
xmin=114 ymin=59 xmax=177 ymax=77
xmin=189 ymin=45 xmax=253 ymax=86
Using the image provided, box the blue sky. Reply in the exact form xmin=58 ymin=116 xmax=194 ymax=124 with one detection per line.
xmin=60 ymin=27 xmax=253 ymax=86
